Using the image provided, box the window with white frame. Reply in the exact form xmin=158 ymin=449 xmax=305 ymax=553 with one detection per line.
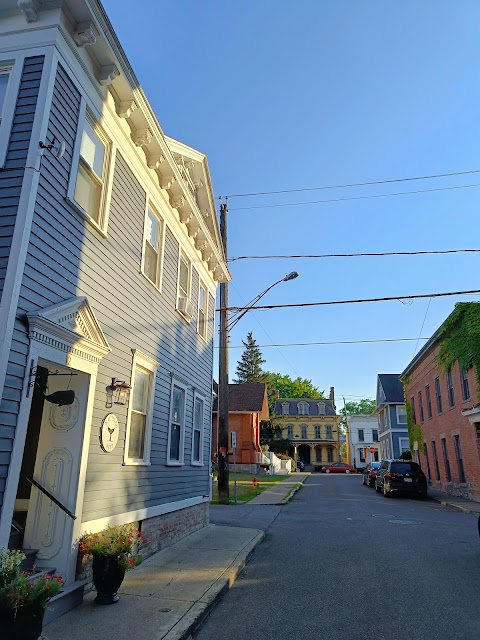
xmin=197 ymin=281 xmax=207 ymax=340
xmin=282 ymin=402 xmax=290 ymax=415
xmin=0 ymin=67 xmax=11 ymax=124
xmin=192 ymin=393 xmax=205 ymax=465
xmin=177 ymin=251 xmax=192 ymax=317
xmin=396 ymin=405 xmax=407 ymax=424
xmin=298 ymin=401 xmax=309 ymax=415
xmin=317 ymin=402 xmax=326 ymax=415
xmin=168 ymin=380 xmax=187 ymax=463
xmin=124 ymin=351 xmax=158 ymax=465
xmin=73 ymin=115 xmax=110 ymax=228
xmin=142 ymin=205 xmax=163 ymax=287
xmin=398 ymin=437 xmax=410 ymax=454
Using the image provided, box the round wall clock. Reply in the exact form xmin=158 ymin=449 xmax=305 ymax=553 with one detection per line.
xmin=100 ymin=413 xmax=119 ymax=453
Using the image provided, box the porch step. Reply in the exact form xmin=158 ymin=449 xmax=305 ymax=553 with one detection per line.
xmin=20 ymin=548 xmax=39 ymax=571
xmin=44 ymin=579 xmax=87 ymax=625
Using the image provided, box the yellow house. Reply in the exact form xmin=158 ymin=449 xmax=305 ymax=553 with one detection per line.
xmin=273 ymin=388 xmax=342 ymax=470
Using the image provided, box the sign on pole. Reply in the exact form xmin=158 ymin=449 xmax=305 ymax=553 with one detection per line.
xmin=413 ymin=441 xmax=418 ymax=451
xmin=231 ymin=431 xmax=237 ymax=449
xmin=369 ymin=447 xmax=375 ymax=453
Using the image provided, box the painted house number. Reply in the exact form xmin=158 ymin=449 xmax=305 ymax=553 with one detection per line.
xmin=100 ymin=414 xmax=119 ymax=453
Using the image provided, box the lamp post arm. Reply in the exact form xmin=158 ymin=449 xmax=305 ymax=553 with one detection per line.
xmin=227 ymin=278 xmax=285 ymax=330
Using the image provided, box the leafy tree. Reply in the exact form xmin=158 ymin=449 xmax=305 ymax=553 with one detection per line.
xmin=340 ymin=399 xmax=376 ymax=430
xmin=399 ymin=450 xmax=412 ymax=460
xmin=265 ymin=372 xmax=324 ymax=407
xmin=234 ymin=332 xmax=266 ymax=383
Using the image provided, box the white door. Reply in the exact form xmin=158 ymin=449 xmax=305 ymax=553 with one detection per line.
xmin=23 ymin=362 xmax=90 ymax=585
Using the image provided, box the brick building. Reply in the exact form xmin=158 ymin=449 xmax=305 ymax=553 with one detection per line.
xmin=212 ymin=383 xmax=269 ymax=470
xmin=402 ymin=306 xmax=480 ymax=501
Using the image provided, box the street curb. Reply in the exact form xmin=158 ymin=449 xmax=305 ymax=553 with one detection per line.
xmin=429 ymin=496 xmax=480 ymax=516
xmin=162 ymin=530 xmax=265 ymax=640
xmin=282 ymin=481 xmax=304 ymax=504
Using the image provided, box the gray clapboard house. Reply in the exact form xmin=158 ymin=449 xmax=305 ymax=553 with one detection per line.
xmin=0 ymin=0 xmax=229 ymax=612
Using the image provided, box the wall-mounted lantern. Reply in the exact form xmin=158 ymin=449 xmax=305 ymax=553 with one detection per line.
xmin=106 ymin=378 xmax=131 ymax=408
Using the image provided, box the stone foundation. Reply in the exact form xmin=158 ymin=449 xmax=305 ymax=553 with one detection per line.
xmin=77 ymin=502 xmax=209 ymax=590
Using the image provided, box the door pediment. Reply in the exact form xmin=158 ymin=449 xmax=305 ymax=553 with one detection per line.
xmin=27 ymin=297 xmax=111 ymax=362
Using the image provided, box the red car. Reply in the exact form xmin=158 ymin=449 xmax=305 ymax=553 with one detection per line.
xmin=321 ymin=462 xmax=355 ymax=474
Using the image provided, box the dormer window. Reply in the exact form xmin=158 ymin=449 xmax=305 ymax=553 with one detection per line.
xmin=298 ymin=401 xmax=309 ymax=415
xmin=281 ymin=402 xmax=290 ymax=415
xmin=317 ymin=402 xmax=326 ymax=415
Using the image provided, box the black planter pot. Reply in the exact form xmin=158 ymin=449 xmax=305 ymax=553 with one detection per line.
xmin=0 ymin=600 xmax=46 ymax=640
xmin=92 ymin=554 xmax=126 ymax=605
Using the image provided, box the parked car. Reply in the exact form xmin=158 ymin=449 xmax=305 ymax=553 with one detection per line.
xmin=374 ymin=459 xmax=427 ymax=498
xmin=296 ymin=460 xmax=305 ymax=471
xmin=362 ymin=461 xmax=382 ymax=487
xmin=321 ymin=462 xmax=356 ymax=474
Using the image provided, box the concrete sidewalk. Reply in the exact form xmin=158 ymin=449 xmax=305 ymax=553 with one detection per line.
xmin=428 ymin=487 xmax=480 ymax=515
xmin=248 ymin=471 xmax=309 ymax=504
xmin=43 ymin=524 xmax=264 ymax=640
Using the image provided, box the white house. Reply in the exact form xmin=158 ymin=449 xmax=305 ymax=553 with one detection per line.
xmin=0 ymin=0 xmax=229 ymax=618
xmin=346 ymin=415 xmax=380 ymax=469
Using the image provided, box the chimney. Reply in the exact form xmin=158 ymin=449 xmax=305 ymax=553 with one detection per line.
xmin=329 ymin=386 xmax=335 ymax=408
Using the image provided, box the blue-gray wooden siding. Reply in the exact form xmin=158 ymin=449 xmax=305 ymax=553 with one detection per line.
xmin=1 ymin=61 xmax=215 ymax=518
xmin=0 ymin=56 xmax=44 ymax=508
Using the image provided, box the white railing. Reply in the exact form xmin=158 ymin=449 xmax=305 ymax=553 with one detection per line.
xmin=255 ymin=451 xmax=291 ymax=475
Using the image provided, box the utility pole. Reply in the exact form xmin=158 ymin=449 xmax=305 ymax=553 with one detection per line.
xmin=217 ymin=200 xmax=229 ymax=503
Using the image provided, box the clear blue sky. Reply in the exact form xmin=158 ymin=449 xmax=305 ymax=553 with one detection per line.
xmin=103 ymin=0 xmax=480 ymax=405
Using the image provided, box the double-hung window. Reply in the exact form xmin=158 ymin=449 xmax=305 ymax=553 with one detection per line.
xmin=315 ymin=425 xmax=321 ymax=439
xmin=425 ymin=384 xmax=432 ymax=419
xmin=168 ymin=380 xmax=187 ymax=464
xmin=301 ymin=424 xmax=307 ymax=439
xmin=177 ymin=252 xmax=192 ymax=318
xmin=435 ymin=376 xmax=442 ymax=414
xmin=142 ymin=206 xmax=163 ymax=287
xmin=282 ymin=402 xmax=290 ymax=415
xmin=418 ymin=390 xmax=424 ymax=423
xmin=287 ymin=424 xmax=294 ymax=438
xmin=73 ymin=115 xmax=111 ymax=229
xmin=447 ymin=371 xmax=455 ymax=407
xmin=396 ymin=405 xmax=407 ymax=424
xmin=0 ymin=67 xmax=11 ymax=125
xmin=192 ymin=393 xmax=205 ymax=465
xmin=124 ymin=351 xmax=158 ymax=465
xmin=461 ymin=368 xmax=470 ymax=401
xmin=197 ymin=281 xmax=208 ymax=340
xmin=326 ymin=424 xmax=333 ymax=439
xmin=358 ymin=428 xmax=364 ymax=442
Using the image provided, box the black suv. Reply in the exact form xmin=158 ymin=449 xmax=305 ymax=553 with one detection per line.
xmin=375 ymin=459 xmax=427 ymax=498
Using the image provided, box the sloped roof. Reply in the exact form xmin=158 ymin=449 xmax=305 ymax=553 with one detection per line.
xmin=273 ymin=398 xmax=337 ymax=417
xmin=378 ymin=374 xmax=404 ymax=403
xmin=213 ymin=383 xmax=268 ymax=414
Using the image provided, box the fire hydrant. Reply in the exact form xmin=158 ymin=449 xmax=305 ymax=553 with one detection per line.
xmin=252 ymin=476 xmax=259 ymax=490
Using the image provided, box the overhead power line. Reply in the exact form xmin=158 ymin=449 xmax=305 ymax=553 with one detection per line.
xmin=220 ymin=337 xmax=431 ymax=349
xmin=229 ymin=182 xmax=480 ymax=211
xmin=228 ymin=248 xmax=480 ymax=262
xmin=221 ymin=288 xmax=480 ymax=313
xmin=224 ymin=168 xmax=480 ymax=198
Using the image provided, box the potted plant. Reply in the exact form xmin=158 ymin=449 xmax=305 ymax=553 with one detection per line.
xmin=79 ymin=523 xmax=143 ymax=605
xmin=0 ymin=548 xmax=64 ymax=640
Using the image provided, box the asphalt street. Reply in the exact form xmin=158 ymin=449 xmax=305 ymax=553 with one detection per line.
xmin=201 ymin=473 xmax=480 ymax=640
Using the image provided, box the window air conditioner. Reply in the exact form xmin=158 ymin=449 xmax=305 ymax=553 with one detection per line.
xmin=177 ymin=296 xmax=194 ymax=318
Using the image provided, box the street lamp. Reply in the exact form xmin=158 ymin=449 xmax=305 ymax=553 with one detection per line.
xmin=217 ymin=268 xmax=300 ymax=503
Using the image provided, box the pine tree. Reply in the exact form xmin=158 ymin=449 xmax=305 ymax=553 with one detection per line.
xmin=234 ymin=332 xmax=266 ymax=383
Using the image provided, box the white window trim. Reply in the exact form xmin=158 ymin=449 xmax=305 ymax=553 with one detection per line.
xmin=297 ymin=401 xmax=309 ymax=415
xmin=398 ymin=437 xmax=410 ymax=453
xmin=167 ymin=377 xmax=188 ymax=465
xmin=141 ymin=199 xmax=165 ymax=292
xmin=0 ymin=57 xmax=21 ymax=168
xmin=396 ymin=405 xmax=407 ymax=424
xmin=282 ymin=402 xmax=290 ymax=415
xmin=191 ymin=391 xmax=206 ymax=466
xmin=317 ymin=402 xmax=326 ymax=415
xmin=67 ymin=101 xmax=115 ymax=237
xmin=123 ymin=350 xmax=159 ymax=466
xmin=197 ymin=280 xmax=208 ymax=342
xmin=176 ymin=250 xmax=192 ymax=321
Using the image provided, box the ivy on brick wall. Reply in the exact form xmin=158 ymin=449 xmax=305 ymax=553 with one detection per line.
xmin=437 ymin=302 xmax=480 ymax=401
xmin=405 ymin=398 xmax=423 ymax=453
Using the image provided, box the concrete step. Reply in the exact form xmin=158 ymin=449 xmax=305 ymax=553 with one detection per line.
xmin=44 ymin=579 xmax=87 ymax=625
xmin=20 ymin=548 xmax=39 ymax=571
